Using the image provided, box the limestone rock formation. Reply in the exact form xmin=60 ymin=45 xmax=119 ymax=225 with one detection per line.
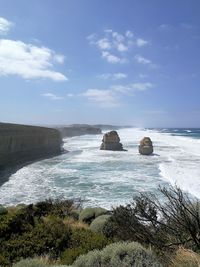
xmin=100 ymin=131 xmax=124 ymax=151
xmin=0 ymin=123 xmax=62 ymax=175
xmin=139 ymin=137 xmax=153 ymax=155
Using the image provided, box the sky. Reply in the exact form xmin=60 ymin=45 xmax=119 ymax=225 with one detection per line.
xmin=0 ymin=0 xmax=200 ymax=127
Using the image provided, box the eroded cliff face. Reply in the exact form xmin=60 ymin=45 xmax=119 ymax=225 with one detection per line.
xmin=57 ymin=125 xmax=102 ymax=138
xmin=0 ymin=123 xmax=62 ymax=171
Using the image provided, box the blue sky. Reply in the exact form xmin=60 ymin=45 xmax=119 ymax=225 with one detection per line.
xmin=0 ymin=0 xmax=200 ymax=127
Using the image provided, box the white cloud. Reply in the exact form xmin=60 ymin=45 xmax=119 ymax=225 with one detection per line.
xmin=97 ymin=38 xmax=111 ymax=50
xmin=67 ymin=93 xmax=74 ymax=97
xmin=116 ymin=43 xmax=128 ymax=52
xmin=125 ymin=30 xmax=134 ymax=38
xmin=135 ymin=55 xmax=158 ymax=69
xmin=102 ymin=51 xmax=126 ymax=64
xmin=158 ymin=24 xmax=171 ymax=31
xmin=112 ymin=82 xmax=153 ymax=94
xmin=54 ymin=54 xmax=65 ymax=64
xmin=98 ymin=72 xmax=127 ymax=80
xmin=87 ymin=33 xmax=97 ymax=44
xmin=0 ymin=17 xmax=13 ymax=35
xmin=135 ymin=55 xmax=152 ymax=65
xmin=0 ymin=39 xmax=67 ymax=81
xmin=41 ymin=93 xmax=64 ymax=100
xmin=112 ymin=31 xmax=125 ymax=42
xmin=136 ymin=38 xmax=149 ymax=47
xmin=82 ymin=82 xmax=153 ymax=107
xmin=130 ymin=82 xmax=153 ymax=90
xmin=82 ymin=88 xmax=119 ymax=107
xmin=88 ymin=29 xmax=149 ymax=63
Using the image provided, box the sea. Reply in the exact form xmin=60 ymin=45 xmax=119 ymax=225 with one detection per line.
xmin=0 ymin=127 xmax=200 ymax=209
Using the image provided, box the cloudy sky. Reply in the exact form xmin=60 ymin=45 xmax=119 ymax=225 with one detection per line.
xmin=0 ymin=0 xmax=200 ymax=127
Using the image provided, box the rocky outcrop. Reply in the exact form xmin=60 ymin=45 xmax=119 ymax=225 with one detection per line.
xmin=0 ymin=123 xmax=62 ymax=173
xmin=139 ymin=137 xmax=153 ymax=155
xmin=100 ymin=131 xmax=125 ymax=151
xmin=56 ymin=125 xmax=101 ymax=138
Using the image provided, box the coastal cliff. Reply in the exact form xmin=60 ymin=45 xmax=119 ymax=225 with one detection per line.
xmin=0 ymin=122 xmax=62 ymax=173
xmin=57 ymin=124 xmax=102 ymax=138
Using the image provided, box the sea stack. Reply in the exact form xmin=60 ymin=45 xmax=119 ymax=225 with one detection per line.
xmin=100 ymin=131 xmax=124 ymax=151
xmin=139 ymin=137 xmax=153 ymax=155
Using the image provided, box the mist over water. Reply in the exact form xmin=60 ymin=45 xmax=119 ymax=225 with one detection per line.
xmin=0 ymin=127 xmax=200 ymax=209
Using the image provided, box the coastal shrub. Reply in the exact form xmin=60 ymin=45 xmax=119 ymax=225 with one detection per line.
xmin=0 ymin=217 xmax=72 ymax=265
xmin=169 ymin=248 xmax=200 ymax=267
xmin=0 ymin=204 xmax=8 ymax=215
xmin=79 ymin=207 xmax=108 ymax=223
xmin=73 ymin=241 xmax=163 ymax=267
xmin=103 ymin=185 xmax=200 ymax=251
xmin=60 ymin=228 xmax=109 ymax=265
xmin=0 ymin=206 xmax=34 ymax=239
xmin=89 ymin=215 xmax=111 ymax=233
xmin=13 ymin=258 xmax=47 ymax=267
xmin=70 ymin=209 xmax=81 ymax=220
xmin=34 ymin=198 xmax=76 ymax=218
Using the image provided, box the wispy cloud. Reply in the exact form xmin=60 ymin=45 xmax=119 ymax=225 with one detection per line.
xmin=125 ymin=30 xmax=134 ymax=38
xmin=112 ymin=82 xmax=153 ymax=94
xmin=82 ymin=89 xmax=119 ymax=107
xmin=180 ymin=23 xmax=194 ymax=30
xmin=87 ymin=29 xmax=149 ymax=64
xmin=159 ymin=22 xmax=195 ymax=31
xmin=97 ymin=72 xmax=127 ymax=80
xmin=97 ymin=38 xmax=111 ymax=50
xmin=136 ymin=38 xmax=149 ymax=47
xmin=82 ymin=82 xmax=153 ymax=108
xmin=0 ymin=39 xmax=67 ymax=81
xmin=135 ymin=55 xmax=152 ymax=65
xmin=0 ymin=17 xmax=13 ymax=35
xmin=139 ymin=73 xmax=148 ymax=78
xmin=102 ymin=51 xmax=127 ymax=64
xmin=41 ymin=93 xmax=64 ymax=100
xmin=135 ymin=54 xmax=157 ymax=68
xmin=88 ymin=29 xmax=131 ymax=52
xmin=158 ymin=24 xmax=171 ymax=31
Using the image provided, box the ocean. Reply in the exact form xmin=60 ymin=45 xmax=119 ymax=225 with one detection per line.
xmin=0 ymin=127 xmax=200 ymax=209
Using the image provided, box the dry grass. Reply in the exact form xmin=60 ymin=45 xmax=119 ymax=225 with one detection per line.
xmin=169 ymin=247 xmax=200 ymax=267
xmin=63 ymin=217 xmax=89 ymax=229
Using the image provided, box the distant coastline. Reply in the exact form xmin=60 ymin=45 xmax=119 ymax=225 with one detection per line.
xmin=0 ymin=122 xmax=130 ymax=186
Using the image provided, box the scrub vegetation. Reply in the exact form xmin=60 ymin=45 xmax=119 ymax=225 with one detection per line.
xmin=1 ymin=186 xmax=200 ymax=267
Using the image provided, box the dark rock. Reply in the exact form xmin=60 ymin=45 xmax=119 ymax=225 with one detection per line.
xmin=100 ymin=131 xmax=125 ymax=151
xmin=139 ymin=137 xmax=153 ymax=155
xmin=0 ymin=122 xmax=62 ymax=183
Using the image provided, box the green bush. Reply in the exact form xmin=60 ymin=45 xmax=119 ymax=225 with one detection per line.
xmin=0 ymin=204 xmax=8 ymax=215
xmin=0 ymin=208 xmax=34 ymax=240
xmin=79 ymin=207 xmax=108 ymax=223
xmin=73 ymin=241 xmax=163 ymax=267
xmin=34 ymin=199 xmax=75 ymax=218
xmin=0 ymin=216 xmax=71 ymax=265
xmin=89 ymin=215 xmax=111 ymax=233
xmin=60 ymin=228 xmax=109 ymax=265
xmin=13 ymin=258 xmax=47 ymax=267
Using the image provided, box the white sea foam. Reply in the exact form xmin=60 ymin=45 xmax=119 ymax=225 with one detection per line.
xmin=0 ymin=128 xmax=199 ymax=208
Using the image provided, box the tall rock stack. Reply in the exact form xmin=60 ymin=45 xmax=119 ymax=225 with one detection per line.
xmin=139 ymin=137 xmax=153 ymax=155
xmin=100 ymin=131 xmax=124 ymax=151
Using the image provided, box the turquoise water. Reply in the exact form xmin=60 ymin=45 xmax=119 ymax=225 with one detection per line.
xmin=0 ymin=127 xmax=200 ymax=208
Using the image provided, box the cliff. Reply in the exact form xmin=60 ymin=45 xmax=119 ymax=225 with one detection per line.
xmin=57 ymin=125 xmax=102 ymax=138
xmin=0 ymin=122 xmax=62 ymax=174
